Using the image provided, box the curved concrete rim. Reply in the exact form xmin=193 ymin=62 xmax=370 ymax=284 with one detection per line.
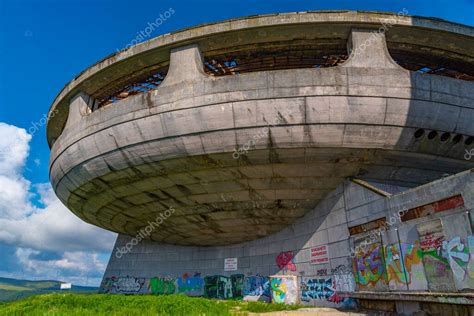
xmin=46 ymin=10 xmax=474 ymax=147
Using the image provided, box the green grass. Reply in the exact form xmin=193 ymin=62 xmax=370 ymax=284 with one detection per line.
xmin=0 ymin=293 xmax=308 ymax=315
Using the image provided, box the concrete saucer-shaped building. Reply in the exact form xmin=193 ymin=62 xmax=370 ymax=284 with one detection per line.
xmin=48 ymin=11 xmax=474 ymax=311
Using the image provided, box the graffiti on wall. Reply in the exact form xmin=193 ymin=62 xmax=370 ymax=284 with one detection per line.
xmin=417 ymin=219 xmax=456 ymax=292
xmin=276 ymin=251 xmax=296 ymax=272
xmin=384 ymin=242 xmax=427 ymax=290
xmin=352 ymin=239 xmax=431 ymax=291
xmin=331 ymin=264 xmax=353 ymax=275
xmin=334 ymin=273 xmax=356 ymax=293
xmin=270 ymin=276 xmax=298 ymax=304
xmin=176 ymin=274 xmax=205 ymax=296
xmin=301 ymin=278 xmax=340 ymax=302
xmin=353 ymin=243 xmax=387 ymax=290
xmin=419 ymin=234 xmax=474 ymax=292
xmin=149 ymin=276 xmax=175 ymax=295
xmin=300 ymin=277 xmax=356 ymax=308
xmin=204 ymin=274 xmax=243 ymax=299
xmin=100 ymin=276 xmax=146 ymax=294
xmin=352 ymin=235 xmax=474 ymax=292
xmin=352 ymin=213 xmax=474 ymax=293
xmin=243 ymin=275 xmax=271 ymax=302
xmin=443 ymin=235 xmax=474 ymax=290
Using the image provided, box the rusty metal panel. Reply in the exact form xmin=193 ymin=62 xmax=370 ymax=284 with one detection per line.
xmin=401 ymin=195 xmax=465 ymax=222
xmin=349 ymin=217 xmax=387 ymax=236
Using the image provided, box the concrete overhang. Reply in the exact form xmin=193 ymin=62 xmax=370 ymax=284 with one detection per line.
xmin=46 ymin=11 xmax=474 ymax=147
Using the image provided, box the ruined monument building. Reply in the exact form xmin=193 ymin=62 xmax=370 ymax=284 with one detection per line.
xmin=47 ymin=11 xmax=474 ymax=314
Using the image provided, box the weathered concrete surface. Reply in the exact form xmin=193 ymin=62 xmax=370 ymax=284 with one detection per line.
xmin=46 ymin=11 xmax=474 ymax=145
xmin=100 ymin=169 xmax=474 ymax=314
xmin=48 ymin=19 xmax=474 ymax=245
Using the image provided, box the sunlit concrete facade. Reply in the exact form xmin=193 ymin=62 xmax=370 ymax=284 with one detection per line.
xmin=47 ymin=11 xmax=474 ymax=313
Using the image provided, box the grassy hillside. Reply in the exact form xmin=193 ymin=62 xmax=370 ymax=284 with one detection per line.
xmin=0 ymin=293 xmax=306 ymax=315
xmin=0 ymin=277 xmax=97 ymax=302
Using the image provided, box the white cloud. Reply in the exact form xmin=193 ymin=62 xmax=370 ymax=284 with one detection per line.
xmin=0 ymin=122 xmax=31 ymax=176
xmin=16 ymin=249 xmax=106 ymax=275
xmin=0 ymin=191 xmax=116 ymax=252
xmin=0 ymin=122 xmax=116 ymax=286
xmin=0 ymin=123 xmax=116 ymax=252
xmin=0 ymin=123 xmax=35 ymax=220
xmin=0 ymin=175 xmax=34 ymax=220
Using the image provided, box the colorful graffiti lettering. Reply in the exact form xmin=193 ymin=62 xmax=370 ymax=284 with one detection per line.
xmin=149 ymin=276 xmax=175 ymax=295
xmin=353 ymin=244 xmax=386 ymax=289
xmin=443 ymin=237 xmax=469 ymax=277
xmin=384 ymin=242 xmax=423 ymax=285
xmin=270 ymin=276 xmax=298 ymax=304
xmin=417 ymin=221 xmax=456 ymax=292
xmin=300 ymin=277 xmax=356 ymax=308
xmin=353 ymin=231 xmax=474 ymax=291
xmin=276 ymin=251 xmax=296 ymax=271
xmin=271 ymin=278 xmax=286 ymax=303
xmin=204 ymin=274 xmax=243 ymax=299
xmin=437 ymin=235 xmax=474 ymax=290
xmin=468 ymin=236 xmax=474 ymax=280
xmin=301 ymin=278 xmax=339 ymax=302
xmin=176 ymin=275 xmax=205 ymax=296
xmin=243 ymin=275 xmax=270 ymax=302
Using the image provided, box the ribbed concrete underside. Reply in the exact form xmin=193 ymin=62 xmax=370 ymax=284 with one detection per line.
xmin=67 ymin=147 xmax=468 ymax=246
xmin=48 ymin=12 xmax=474 ymax=247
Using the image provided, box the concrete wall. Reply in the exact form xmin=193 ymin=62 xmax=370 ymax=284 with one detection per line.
xmin=46 ymin=11 xmax=474 ymax=145
xmin=46 ymin=12 xmax=474 ymax=314
xmin=48 ymin=28 xmax=474 ymax=245
xmin=101 ymin=169 xmax=474 ymax=312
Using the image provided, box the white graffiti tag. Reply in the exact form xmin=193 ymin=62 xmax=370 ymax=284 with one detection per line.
xmin=115 ymin=277 xmax=145 ymax=293
xmin=443 ymin=237 xmax=469 ymax=280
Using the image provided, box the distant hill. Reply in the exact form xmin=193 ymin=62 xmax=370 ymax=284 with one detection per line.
xmin=0 ymin=277 xmax=97 ymax=302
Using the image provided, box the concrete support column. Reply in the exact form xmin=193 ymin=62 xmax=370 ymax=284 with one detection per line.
xmin=65 ymin=92 xmax=91 ymax=129
xmin=160 ymin=44 xmax=207 ymax=87
xmin=343 ymin=28 xmax=400 ymax=69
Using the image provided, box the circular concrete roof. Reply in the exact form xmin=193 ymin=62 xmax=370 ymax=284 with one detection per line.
xmin=46 ymin=11 xmax=474 ymax=147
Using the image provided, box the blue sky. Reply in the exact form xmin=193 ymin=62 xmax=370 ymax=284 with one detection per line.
xmin=0 ymin=0 xmax=472 ymax=286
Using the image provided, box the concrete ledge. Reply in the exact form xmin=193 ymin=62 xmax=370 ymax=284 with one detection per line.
xmin=339 ymin=291 xmax=474 ymax=305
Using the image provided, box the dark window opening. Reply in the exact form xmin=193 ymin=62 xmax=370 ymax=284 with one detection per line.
xmin=389 ymin=46 xmax=474 ymax=82
xmin=204 ymin=43 xmax=348 ymax=76
xmin=92 ymin=66 xmax=169 ymax=110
